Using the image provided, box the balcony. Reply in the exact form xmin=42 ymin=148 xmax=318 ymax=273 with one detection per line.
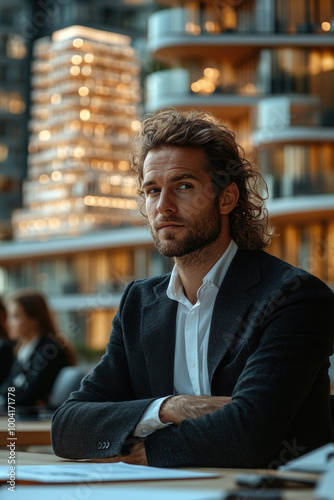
xmin=145 ymin=68 xmax=259 ymax=117
xmin=267 ymin=194 xmax=334 ymax=224
xmin=252 ymin=96 xmax=334 ymax=147
xmin=148 ymin=8 xmax=334 ymax=62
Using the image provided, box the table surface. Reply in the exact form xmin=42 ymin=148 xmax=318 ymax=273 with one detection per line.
xmin=0 ymin=450 xmax=320 ymax=499
xmin=0 ymin=416 xmax=51 ymax=447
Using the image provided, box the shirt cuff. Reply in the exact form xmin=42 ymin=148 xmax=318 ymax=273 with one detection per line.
xmin=134 ymin=396 xmax=173 ymax=437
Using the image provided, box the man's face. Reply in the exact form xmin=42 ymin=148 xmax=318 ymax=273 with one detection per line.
xmin=142 ymin=146 xmax=223 ymax=258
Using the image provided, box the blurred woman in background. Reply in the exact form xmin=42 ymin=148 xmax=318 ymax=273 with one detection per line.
xmin=0 ymin=289 xmax=76 ymax=409
xmin=0 ymin=297 xmax=14 ymax=385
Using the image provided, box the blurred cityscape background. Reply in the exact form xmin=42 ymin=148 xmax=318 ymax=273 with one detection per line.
xmin=0 ymin=0 xmax=333 ymax=362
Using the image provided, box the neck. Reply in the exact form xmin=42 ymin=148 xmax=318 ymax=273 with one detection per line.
xmin=174 ymin=235 xmax=231 ymax=305
xmin=21 ymin=332 xmax=40 ymax=345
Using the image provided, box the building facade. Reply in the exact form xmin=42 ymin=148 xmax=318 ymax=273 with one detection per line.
xmin=13 ymin=25 xmax=142 ymax=240
xmin=146 ymin=0 xmax=334 ymax=289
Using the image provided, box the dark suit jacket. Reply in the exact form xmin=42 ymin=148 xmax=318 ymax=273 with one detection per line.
xmin=52 ymin=250 xmax=334 ymax=467
xmin=0 ymin=336 xmax=68 ymax=407
xmin=0 ymin=338 xmax=14 ymax=385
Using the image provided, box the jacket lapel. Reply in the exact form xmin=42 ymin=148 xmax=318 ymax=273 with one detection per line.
xmin=208 ymin=250 xmax=263 ymax=384
xmin=141 ymin=277 xmax=178 ymax=398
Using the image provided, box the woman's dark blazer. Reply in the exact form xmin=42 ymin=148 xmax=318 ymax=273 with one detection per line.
xmin=0 ymin=336 xmax=68 ymax=407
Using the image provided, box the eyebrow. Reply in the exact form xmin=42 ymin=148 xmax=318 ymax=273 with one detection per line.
xmin=142 ymin=173 xmax=201 ymax=190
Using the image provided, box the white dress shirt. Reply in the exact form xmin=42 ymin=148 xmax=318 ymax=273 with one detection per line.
xmin=134 ymin=239 xmax=238 ymax=437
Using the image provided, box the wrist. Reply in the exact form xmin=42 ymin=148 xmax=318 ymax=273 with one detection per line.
xmin=159 ymin=395 xmax=176 ymax=424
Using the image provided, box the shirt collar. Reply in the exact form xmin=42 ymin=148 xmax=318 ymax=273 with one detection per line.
xmin=17 ymin=337 xmax=41 ymax=364
xmin=167 ymin=239 xmax=238 ymax=302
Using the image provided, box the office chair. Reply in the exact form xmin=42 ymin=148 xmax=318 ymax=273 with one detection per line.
xmin=48 ymin=366 xmax=86 ymax=410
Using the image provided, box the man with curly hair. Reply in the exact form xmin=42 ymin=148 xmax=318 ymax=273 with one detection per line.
xmin=52 ymin=109 xmax=334 ymax=468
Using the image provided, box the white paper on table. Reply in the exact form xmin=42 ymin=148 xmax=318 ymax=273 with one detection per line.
xmin=0 ymin=484 xmax=224 ymax=500
xmin=315 ymin=458 xmax=334 ymax=500
xmin=279 ymin=443 xmax=334 ymax=474
xmin=0 ymin=461 xmax=219 ymax=483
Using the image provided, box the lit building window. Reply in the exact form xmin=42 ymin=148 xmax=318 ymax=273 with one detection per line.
xmin=0 ymin=144 xmax=9 ymax=162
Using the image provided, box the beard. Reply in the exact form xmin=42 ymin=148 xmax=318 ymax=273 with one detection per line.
xmin=148 ymin=198 xmax=222 ymax=258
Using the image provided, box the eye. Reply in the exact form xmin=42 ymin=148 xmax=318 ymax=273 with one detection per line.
xmin=145 ymin=187 xmax=160 ymax=196
xmin=179 ymin=183 xmax=192 ymax=190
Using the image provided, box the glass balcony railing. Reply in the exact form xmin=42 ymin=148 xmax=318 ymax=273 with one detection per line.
xmin=146 ymin=66 xmax=334 ymax=111
xmin=148 ymin=6 xmax=334 ymax=43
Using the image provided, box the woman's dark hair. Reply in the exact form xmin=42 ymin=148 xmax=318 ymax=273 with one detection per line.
xmin=131 ymin=108 xmax=275 ymax=250
xmin=8 ymin=289 xmax=76 ymax=365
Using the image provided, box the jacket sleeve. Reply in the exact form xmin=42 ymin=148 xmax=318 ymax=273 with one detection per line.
xmin=0 ymin=340 xmax=14 ymax=385
xmin=51 ymin=282 xmax=156 ymax=459
xmin=144 ymin=274 xmax=334 ymax=468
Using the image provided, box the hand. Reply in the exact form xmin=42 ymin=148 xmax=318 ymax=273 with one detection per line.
xmin=92 ymin=440 xmax=148 ymax=465
xmin=160 ymin=395 xmax=232 ymax=425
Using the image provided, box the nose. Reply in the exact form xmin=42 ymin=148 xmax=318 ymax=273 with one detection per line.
xmin=156 ymin=189 xmax=177 ymax=214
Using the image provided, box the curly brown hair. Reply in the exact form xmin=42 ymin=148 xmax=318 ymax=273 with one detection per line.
xmin=131 ymin=108 xmax=275 ymax=251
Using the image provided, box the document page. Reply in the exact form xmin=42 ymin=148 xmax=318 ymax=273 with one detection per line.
xmin=279 ymin=443 xmax=334 ymax=474
xmin=1 ymin=484 xmax=224 ymax=500
xmin=0 ymin=461 xmax=219 ymax=484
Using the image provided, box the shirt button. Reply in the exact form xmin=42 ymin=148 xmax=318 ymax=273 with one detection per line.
xmin=191 ymin=360 xmax=196 ymax=367
xmin=142 ymin=427 xmax=149 ymax=434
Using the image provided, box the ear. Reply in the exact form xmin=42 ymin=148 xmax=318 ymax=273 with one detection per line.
xmin=219 ymin=182 xmax=239 ymax=215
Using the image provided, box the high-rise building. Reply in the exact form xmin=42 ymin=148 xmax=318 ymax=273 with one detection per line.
xmin=12 ymin=25 xmax=142 ymax=239
xmin=0 ymin=0 xmax=32 ymax=239
xmin=146 ymin=0 xmax=334 ymax=288
xmin=0 ymin=1 xmax=166 ymax=358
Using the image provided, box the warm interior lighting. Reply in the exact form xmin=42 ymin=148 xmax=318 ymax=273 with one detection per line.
xmin=322 ymin=52 xmax=334 ymax=71
xmin=70 ymin=66 xmax=80 ymax=76
xmin=131 ymin=120 xmax=141 ymax=132
xmin=51 ymin=171 xmax=62 ymax=181
xmin=0 ymin=144 xmax=9 ymax=162
xmin=78 ymin=86 xmax=89 ymax=96
xmin=118 ymin=161 xmax=130 ymax=171
xmin=309 ymin=51 xmax=322 ymax=75
xmin=205 ymin=21 xmax=220 ymax=33
xmin=8 ymin=97 xmax=25 ymax=114
xmin=39 ymin=130 xmax=51 ymax=141
xmin=51 ymin=93 xmax=61 ymax=105
xmin=7 ymin=34 xmax=27 ymax=59
xmin=185 ymin=23 xmax=201 ymax=35
xmin=34 ymin=219 xmax=46 ymax=230
xmin=39 ymin=175 xmax=49 ymax=184
xmin=84 ymin=53 xmax=94 ymax=63
xmin=80 ymin=109 xmax=91 ymax=120
xmin=73 ymin=38 xmax=84 ymax=48
xmin=82 ymin=65 xmax=92 ymax=76
xmin=321 ymin=22 xmax=331 ymax=32
xmin=103 ymin=161 xmax=113 ymax=171
xmin=71 ymin=55 xmax=83 ymax=65
xmin=243 ymin=83 xmax=257 ymax=95
xmin=191 ymin=67 xmax=220 ymax=94
xmin=49 ymin=217 xmax=60 ymax=228
xmin=74 ymin=147 xmax=86 ymax=158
